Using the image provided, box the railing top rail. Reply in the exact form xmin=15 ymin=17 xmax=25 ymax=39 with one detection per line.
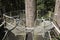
xmin=0 ymin=21 xmax=5 ymax=27
xmin=3 ymin=13 xmax=16 ymax=21
xmin=3 ymin=14 xmax=13 ymax=18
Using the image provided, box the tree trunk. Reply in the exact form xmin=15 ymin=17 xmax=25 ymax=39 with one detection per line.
xmin=25 ymin=0 xmax=36 ymax=40
xmin=54 ymin=0 xmax=60 ymax=27
xmin=25 ymin=0 xmax=36 ymax=27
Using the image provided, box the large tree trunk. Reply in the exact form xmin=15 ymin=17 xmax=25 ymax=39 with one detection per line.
xmin=54 ymin=0 xmax=60 ymax=27
xmin=25 ymin=0 xmax=36 ymax=40
xmin=25 ymin=0 xmax=36 ymax=27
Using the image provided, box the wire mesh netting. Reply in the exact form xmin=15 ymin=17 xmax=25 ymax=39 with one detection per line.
xmin=2 ymin=10 xmax=54 ymax=40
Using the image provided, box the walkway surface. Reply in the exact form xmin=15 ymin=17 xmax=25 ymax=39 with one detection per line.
xmin=4 ymin=20 xmax=54 ymax=40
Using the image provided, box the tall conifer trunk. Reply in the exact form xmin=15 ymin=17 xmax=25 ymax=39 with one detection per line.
xmin=25 ymin=0 xmax=36 ymax=27
xmin=25 ymin=0 xmax=36 ymax=40
xmin=54 ymin=0 xmax=60 ymax=27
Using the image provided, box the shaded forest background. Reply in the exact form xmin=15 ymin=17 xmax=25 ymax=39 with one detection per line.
xmin=1 ymin=0 xmax=55 ymax=18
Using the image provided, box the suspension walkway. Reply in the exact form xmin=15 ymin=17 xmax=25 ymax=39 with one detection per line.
xmin=1 ymin=10 xmax=60 ymax=40
xmin=2 ymin=14 xmax=53 ymax=40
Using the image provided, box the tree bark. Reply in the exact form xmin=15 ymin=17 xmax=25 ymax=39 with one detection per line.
xmin=25 ymin=0 xmax=36 ymax=27
xmin=54 ymin=0 xmax=60 ymax=27
xmin=25 ymin=0 xmax=36 ymax=40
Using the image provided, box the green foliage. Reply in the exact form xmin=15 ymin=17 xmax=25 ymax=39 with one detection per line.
xmin=37 ymin=0 xmax=44 ymax=10
xmin=37 ymin=0 xmax=55 ymax=17
xmin=2 ymin=0 xmax=55 ymax=18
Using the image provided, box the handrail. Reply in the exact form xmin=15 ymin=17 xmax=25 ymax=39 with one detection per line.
xmin=46 ymin=17 xmax=60 ymax=34
xmin=0 ymin=21 xmax=5 ymax=27
xmin=49 ymin=17 xmax=60 ymax=30
xmin=3 ymin=14 xmax=13 ymax=19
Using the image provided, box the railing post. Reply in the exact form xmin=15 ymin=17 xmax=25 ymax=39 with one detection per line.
xmin=48 ymin=31 xmax=52 ymax=40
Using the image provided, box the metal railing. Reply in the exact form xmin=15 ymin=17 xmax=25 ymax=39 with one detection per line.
xmin=3 ymin=10 xmax=55 ymax=33
xmin=3 ymin=10 xmax=56 ymax=40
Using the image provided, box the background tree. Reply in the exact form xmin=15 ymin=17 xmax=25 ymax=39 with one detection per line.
xmin=54 ymin=0 xmax=60 ymax=27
